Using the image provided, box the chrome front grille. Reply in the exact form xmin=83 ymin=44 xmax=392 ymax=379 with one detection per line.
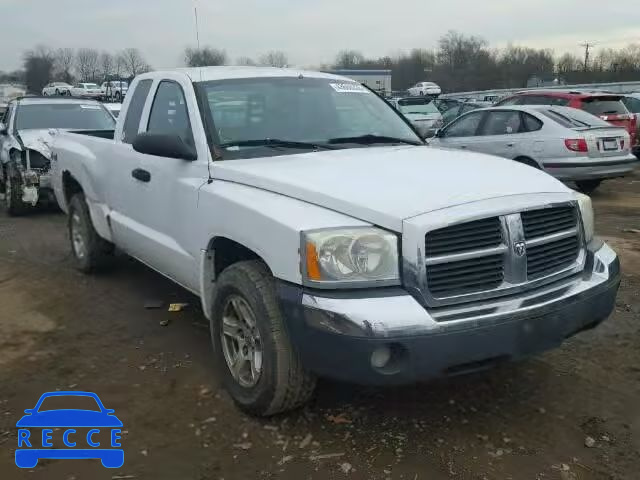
xmin=522 ymin=206 xmax=577 ymax=239
xmin=425 ymin=217 xmax=502 ymax=256
xmin=527 ymin=235 xmax=580 ymax=279
xmin=427 ymin=254 xmax=503 ymax=296
xmin=422 ymin=204 xmax=584 ymax=306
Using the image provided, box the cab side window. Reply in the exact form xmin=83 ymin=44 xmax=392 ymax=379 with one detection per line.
xmin=147 ymin=81 xmax=195 ymax=148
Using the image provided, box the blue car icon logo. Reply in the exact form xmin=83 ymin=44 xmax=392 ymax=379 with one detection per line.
xmin=15 ymin=391 xmax=124 ymax=468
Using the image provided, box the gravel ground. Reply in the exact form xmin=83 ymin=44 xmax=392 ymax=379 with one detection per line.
xmin=0 ymin=173 xmax=639 ymax=480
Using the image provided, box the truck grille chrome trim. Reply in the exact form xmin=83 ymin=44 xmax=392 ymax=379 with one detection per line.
xmin=420 ymin=203 xmax=585 ymax=307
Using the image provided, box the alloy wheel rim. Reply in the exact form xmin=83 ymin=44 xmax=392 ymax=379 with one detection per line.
xmin=220 ymin=295 xmax=263 ymax=388
xmin=71 ymin=212 xmax=87 ymax=259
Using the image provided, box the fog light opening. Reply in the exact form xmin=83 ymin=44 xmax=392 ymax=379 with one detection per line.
xmin=370 ymin=343 xmax=408 ymax=375
xmin=371 ymin=346 xmax=391 ymax=369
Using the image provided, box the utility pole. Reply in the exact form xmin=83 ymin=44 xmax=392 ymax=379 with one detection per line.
xmin=194 ymin=1 xmax=201 ymax=50
xmin=580 ymin=42 xmax=594 ymax=71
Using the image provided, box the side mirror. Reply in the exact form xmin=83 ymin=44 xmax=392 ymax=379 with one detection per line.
xmin=132 ymin=133 xmax=197 ymax=161
xmin=24 ymin=409 xmax=34 ymax=415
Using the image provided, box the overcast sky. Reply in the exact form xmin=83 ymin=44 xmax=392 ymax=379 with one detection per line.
xmin=1 ymin=0 xmax=638 ymax=71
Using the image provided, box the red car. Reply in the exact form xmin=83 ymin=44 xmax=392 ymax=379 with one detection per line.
xmin=496 ymin=91 xmax=637 ymax=147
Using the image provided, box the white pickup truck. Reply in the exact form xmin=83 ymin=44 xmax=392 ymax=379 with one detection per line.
xmin=51 ymin=67 xmax=620 ymax=416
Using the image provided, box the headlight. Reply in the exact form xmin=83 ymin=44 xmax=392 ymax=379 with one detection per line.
xmin=575 ymin=192 xmax=594 ymax=242
xmin=301 ymin=227 xmax=400 ymax=288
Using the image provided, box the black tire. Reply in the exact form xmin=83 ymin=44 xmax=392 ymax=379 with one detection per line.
xmin=67 ymin=193 xmax=114 ymax=272
xmin=575 ymin=180 xmax=602 ymax=194
xmin=211 ymin=260 xmax=316 ymax=416
xmin=4 ymin=163 xmax=30 ymax=216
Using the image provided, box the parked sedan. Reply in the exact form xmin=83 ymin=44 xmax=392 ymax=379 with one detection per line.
xmin=70 ymin=83 xmax=102 ymax=99
xmin=390 ymin=97 xmax=443 ymax=138
xmin=42 ymin=82 xmax=72 ymax=96
xmin=429 ymin=105 xmax=639 ymax=193
xmin=407 ymin=81 xmax=442 ymax=97
xmin=495 ymin=90 xmax=637 ymax=147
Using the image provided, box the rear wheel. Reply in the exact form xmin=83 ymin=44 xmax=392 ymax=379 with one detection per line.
xmin=575 ymin=180 xmax=602 ymax=194
xmin=68 ymin=193 xmax=114 ymax=272
xmin=211 ymin=260 xmax=316 ymax=416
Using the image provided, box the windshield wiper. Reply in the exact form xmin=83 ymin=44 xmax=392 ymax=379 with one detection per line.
xmin=327 ymin=134 xmax=422 ymax=146
xmin=219 ymin=138 xmax=335 ymax=150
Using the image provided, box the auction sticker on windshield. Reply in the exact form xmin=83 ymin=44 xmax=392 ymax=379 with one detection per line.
xmin=15 ymin=391 xmax=124 ymax=469
xmin=329 ymin=83 xmax=370 ymax=93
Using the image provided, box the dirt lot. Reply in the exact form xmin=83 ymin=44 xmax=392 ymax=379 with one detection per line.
xmin=1 ymin=174 xmax=639 ymax=480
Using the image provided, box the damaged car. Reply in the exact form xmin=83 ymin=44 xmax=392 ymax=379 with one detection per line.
xmin=0 ymin=97 xmax=115 ymax=215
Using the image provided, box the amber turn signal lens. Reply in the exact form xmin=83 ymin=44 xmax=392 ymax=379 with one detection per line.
xmin=305 ymin=242 xmax=322 ymax=281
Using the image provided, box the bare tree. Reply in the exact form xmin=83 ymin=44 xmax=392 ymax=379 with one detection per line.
xmin=334 ymin=50 xmax=365 ymax=68
xmin=76 ymin=48 xmax=99 ymax=82
xmin=23 ymin=45 xmax=54 ymax=93
xmin=184 ymin=46 xmax=227 ymax=67
xmin=100 ymin=52 xmax=115 ymax=81
xmin=236 ymin=56 xmax=256 ymax=66
xmin=118 ymin=48 xmax=150 ymax=78
xmin=259 ymin=51 xmax=288 ymax=68
xmin=54 ymin=48 xmax=75 ymax=83
xmin=557 ymin=53 xmax=582 ymax=74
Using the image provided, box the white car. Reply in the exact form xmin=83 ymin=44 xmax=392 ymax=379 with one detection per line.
xmin=50 ymin=67 xmax=620 ymax=416
xmin=408 ymin=81 xmax=442 ymax=97
xmin=42 ymin=82 xmax=72 ymax=96
xmin=101 ymin=81 xmax=129 ymax=101
xmin=70 ymin=83 xmax=102 ymax=99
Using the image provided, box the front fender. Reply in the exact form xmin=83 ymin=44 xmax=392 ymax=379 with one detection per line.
xmin=194 ymin=181 xmax=370 ymax=317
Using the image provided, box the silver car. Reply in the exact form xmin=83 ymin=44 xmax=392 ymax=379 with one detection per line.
xmin=429 ymin=105 xmax=639 ymax=193
xmin=391 ymin=97 xmax=443 ymax=138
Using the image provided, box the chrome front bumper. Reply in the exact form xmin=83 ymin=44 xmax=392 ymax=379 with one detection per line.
xmin=278 ymin=240 xmax=620 ymax=384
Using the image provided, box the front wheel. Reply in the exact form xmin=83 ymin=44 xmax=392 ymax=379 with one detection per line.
xmin=211 ymin=261 xmax=316 ymax=416
xmin=4 ymin=163 xmax=30 ymax=216
xmin=68 ymin=193 xmax=114 ymax=272
xmin=575 ymin=179 xmax=602 ymax=194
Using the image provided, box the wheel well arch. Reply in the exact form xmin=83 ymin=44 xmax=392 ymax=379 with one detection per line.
xmin=62 ymin=170 xmax=83 ymax=205
xmin=200 ymin=237 xmax=268 ymax=320
xmin=513 ymin=156 xmax=541 ymax=169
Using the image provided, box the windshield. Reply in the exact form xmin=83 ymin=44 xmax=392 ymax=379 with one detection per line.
xmin=15 ymin=103 xmax=116 ymax=130
xmin=397 ymin=98 xmax=440 ymax=115
xmin=198 ymin=77 xmax=420 ymax=153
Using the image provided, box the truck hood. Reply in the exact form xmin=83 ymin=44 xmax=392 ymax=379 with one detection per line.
xmin=212 ymin=146 xmax=570 ymax=232
xmin=17 ymin=129 xmax=56 ymax=158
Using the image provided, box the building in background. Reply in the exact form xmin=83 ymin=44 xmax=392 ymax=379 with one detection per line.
xmin=325 ymin=69 xmax=392 ymax=95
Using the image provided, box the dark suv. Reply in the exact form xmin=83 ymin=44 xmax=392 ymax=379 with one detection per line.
xmin=496 ymin=91 xmax=637 ymax=149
